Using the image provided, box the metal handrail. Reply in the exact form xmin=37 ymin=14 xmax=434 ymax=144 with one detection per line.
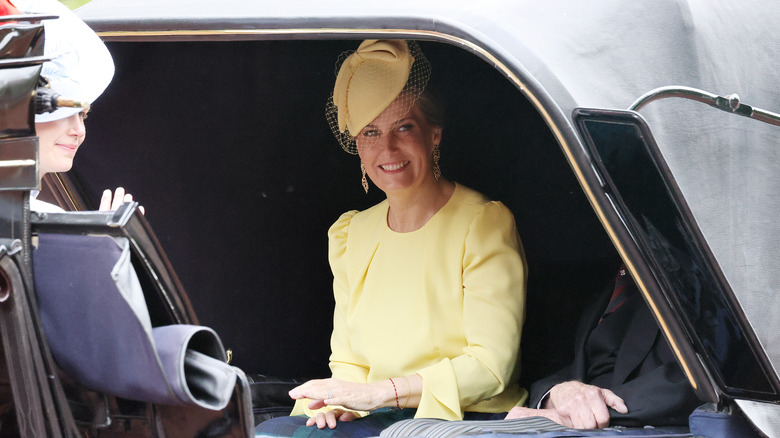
xmin=630 ymin=85 xmax=780 ymax=127
xmin=0 ymin=14 xmax=58 ymax=22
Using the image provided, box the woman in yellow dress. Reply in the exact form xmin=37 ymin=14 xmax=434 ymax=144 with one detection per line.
xmin=255 ymin=39 xmax=527 ymax=438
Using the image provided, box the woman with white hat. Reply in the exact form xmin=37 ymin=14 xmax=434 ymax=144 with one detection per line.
xmin=256 ymin=39 xmax=527 ymax=437
xmin=15 ymin=0 xmax=139 ymax=213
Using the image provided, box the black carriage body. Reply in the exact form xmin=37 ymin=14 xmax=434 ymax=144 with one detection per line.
xmin=2 ymin=1 xmax=778 ymax=436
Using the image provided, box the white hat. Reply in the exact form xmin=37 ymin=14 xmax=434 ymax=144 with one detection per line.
xmin=15 ymin=0 xmax=114 ymax=123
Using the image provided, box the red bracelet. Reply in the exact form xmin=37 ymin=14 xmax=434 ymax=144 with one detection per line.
xmin=389 ymin=378 xmax=400 ymax=409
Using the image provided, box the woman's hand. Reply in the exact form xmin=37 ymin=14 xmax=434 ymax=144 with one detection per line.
xmin=289 ymin=378 xmax=391 ymax=414
xmin=289 ymin=375 xmax=422 ymax=428
xmin=289 ymin=378 xmax=382 ymax=429
xmin=99 ymin=187 xmax=145 ymax=214
xmin=307 ymin=408 xmax=359 ymax=429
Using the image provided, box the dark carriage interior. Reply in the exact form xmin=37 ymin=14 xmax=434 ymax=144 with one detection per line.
xmin=55 ymin=39 xmax=620 ymax=390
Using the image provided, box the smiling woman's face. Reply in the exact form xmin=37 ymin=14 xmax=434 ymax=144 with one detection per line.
xmin=36 ymin=111 xmax=87 ymax=178
xmin=356 ymin=98 xmax=442 ymax=195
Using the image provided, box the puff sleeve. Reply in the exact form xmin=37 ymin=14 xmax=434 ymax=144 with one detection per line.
xmin=326 ymin=210 xmax=372 ymax=382
xmin=290 ymin=210 xmax=368 ymax=417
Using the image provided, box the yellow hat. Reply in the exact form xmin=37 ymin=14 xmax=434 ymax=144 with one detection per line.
xmin=333 ymin=39 xmax=413 ymax=135
xmin=327 ymin=40 xmax=431 ymax=154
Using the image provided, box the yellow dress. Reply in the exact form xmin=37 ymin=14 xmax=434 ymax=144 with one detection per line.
xmin=293 ymin=183 xmax=528 ymax=420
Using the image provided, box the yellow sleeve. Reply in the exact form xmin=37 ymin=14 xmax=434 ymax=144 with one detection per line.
xmin=291 ymin=210 xmax=369 ymax=418
xmin=416 ymin=201 xmax=527 ymax=419
xmin=327 ymin=210 xmax=371 ymax=382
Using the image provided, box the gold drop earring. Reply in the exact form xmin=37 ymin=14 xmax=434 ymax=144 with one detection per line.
xmin=432 ymin=144 xmax=441 ymax=181
xmin=361 ymin=162 xmax=369 ymax=193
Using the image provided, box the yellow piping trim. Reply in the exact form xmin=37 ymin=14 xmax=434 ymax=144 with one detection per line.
xmin=98 ymin=28 xmax=452 ymax=38
xmin=96 ymin=26 xmax=697 ymax=389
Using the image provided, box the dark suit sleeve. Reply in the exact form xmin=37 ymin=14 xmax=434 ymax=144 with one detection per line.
xmin=528 ymin=284 xmax=610 ymax=410
xmin=529 ymin=332 xmax=700 ymax=426
xmin=608 ymin=333 xmax=701 ymax=427
xmin=527 ymin=278 xmax=700 ymax=426
xmin=528 ymin=366 xmax=572 ymax=409
xmin=527 ymin=286 xmax=609 ymax=409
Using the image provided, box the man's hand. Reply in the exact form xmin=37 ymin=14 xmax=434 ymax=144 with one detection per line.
xmin=507 ymin=381 xmax=627 ymax=429
xmin=547 ymin=381 xmax=627 ymax=428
